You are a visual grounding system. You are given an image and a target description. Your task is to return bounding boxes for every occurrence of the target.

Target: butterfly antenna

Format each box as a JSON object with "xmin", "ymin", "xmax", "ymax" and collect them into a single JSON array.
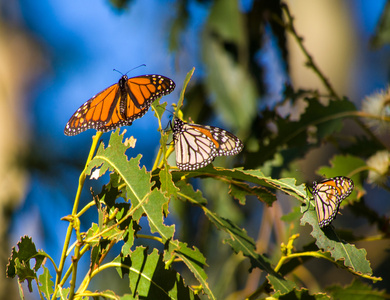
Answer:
[
  {"xmin": 165, "ymin": 108, "xmax": 175, "ymax": 115},
  {"xmin": 124, "ymin": 64, "xmax": 146, "ymax": 75},
  {"xmin": 113, "ymin": 69, "xmax": 124, "ymax": 76},
  {"xmin": 155, "ymin": 104, "xmax": 173, "ymax": 114},
  {"xmin": 163, "ymin": 120, "xmax": 173, "ymax": 132}
]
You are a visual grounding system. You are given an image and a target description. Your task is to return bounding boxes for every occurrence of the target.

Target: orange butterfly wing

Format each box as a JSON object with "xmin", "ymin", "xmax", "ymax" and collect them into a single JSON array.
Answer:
[{"xmin": 64, "ymin": 74, "xmax": 175, "ymax": 136}]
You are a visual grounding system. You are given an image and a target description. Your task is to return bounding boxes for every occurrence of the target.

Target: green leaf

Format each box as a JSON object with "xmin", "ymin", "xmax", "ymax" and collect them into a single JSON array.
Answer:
[
  {"xmin": 326, "ymin": 279, "xmax": 385, "ymax": 300},
  {"xmin": 176, "ymin": 67, "xmax": 195, "ymax": 112},
  {"xmin": 174, "ymin": 181, "xmax": 208, "ymax": 205},
  {"xmin": 267, "ymin": 274, "xmax": 298, "ymax": 295},
  {"xmin": 166, "ymin": 240, "xmax": 215, "ymax": 300},
  {"xmin": 56, "ymin": 287, "xmax": 70, "ymax": 300},
  {"xmin": 122, "ymin": 220, "xmax": 138, "ymax": 257},
  {"xmin": 152, "ymin": 99, "xmax": 168, "ymax": 122},
  {"xmin": 172, "ymin": 167, "xmax": 306, "ymax": 203},
  {"xmin": 229, "ymin": 181, "xmax": 276, "ymax": 205},
  {"xmin": 6, "ymin": 236, "xmax": 46, "ymax": 292},
  {"xmin": 300, "ymin": 207, "xmax": 373, "ymax": 275},
  {"xmin": 38, "ymin": 266, "xmax": 54, "ymax": 300},
  {"xmin": 86, "ymin": 130, "xmax": 175, "ymax": 243},
  {"xmin": 272, "ymin": 287, "xmax": 330, "ymax": 299},
  {"xmin": 117, "ymin": 247, "xmax": 200, "ymax": 300},
  {"xmin": 159, "ymin": 168, "xmax": 179, "ymax": 199},
  {"xmin": 141, "ymin": 189, "xmax": 175, "ymax": 240}
]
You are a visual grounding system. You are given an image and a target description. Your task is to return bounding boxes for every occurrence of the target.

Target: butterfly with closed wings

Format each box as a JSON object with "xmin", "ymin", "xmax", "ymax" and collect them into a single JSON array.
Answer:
[
  {"xmin": 64, "ymin": 74, "xmax": 175, "ymax": 136},
  {"xmin": 312, "ymin": 176, "xmax": 354, "ymax": 228},
  {"xmin": 173, "ymin": 119, "xmax": 243, "ymax": 171}
]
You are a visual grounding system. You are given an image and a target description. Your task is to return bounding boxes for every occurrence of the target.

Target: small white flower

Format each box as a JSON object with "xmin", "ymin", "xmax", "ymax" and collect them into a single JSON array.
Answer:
[
  {"xmin": 366, "ymin": 150, "xmax": 390, "ymax": 185},
  {"xmin": 362, "ymin": 87, "xmax": 390, "ymax": 134}
]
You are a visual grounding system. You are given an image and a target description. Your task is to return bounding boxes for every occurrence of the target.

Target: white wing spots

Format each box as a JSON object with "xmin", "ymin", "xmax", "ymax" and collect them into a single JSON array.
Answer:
[{"xmin": 145, "ymin": 74, "xmax": 176, "ymax": 98}]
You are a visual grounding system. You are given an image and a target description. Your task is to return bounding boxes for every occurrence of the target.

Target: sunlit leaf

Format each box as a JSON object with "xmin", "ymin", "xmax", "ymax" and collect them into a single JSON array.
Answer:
[
  {"xmin": 86, "ymin": 130, "xmax": 175, "ymax": 242},
  {"xmin": 56, "ymin": 287, "xmax": 70, "ymax": 299},
  {"xmin": 115, "ymin": 247, "xmax": 200, "ymax": 299},
  {"xmin": 300, "ymin": 207, "xmax": 373, "ymax": 275},
  {"xmin": 38, "ymin": 266, "xmax": 54, "ymax": 300},
  {"xmin": 160, "ymin": 168, "xmax": 179, "ymax": 199},
  {"xmin": 172, "ymin": 166, "xmax": 306, "ymax": 203},
  {"xmin": 271, "ymin": 286, "xmax": 330, "ymax": 299}
]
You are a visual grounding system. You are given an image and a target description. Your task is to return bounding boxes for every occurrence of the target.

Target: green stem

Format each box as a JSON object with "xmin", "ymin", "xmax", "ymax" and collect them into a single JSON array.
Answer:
[
  {"xmin": 77, "ymin": 262, "xmax": 128, "ymax": 294},
  {"xmin": 60, "ymin": 243, "xmax": 91, "ymax": 287},
  {"xmin": 53, "ymin": 131, "xmax": 102, "ymax": 300},
  {"xmin": 75, "ymin": 200, "xmax": 96, "ymax": 218},
  {"xmin": 152, "ymin": 145, "xmax": 164, "ymax": 171},
  {"xmin": 136, "ymin": 234, "xmax": 163, "ymax": 243},
  {"xmin": 37, "ymin": 252, "xmax": 58, "ymax": 274},
  {"xmin": 68, "ymin": 243, "xmax": 81, "ymax": 300},
  {"xmin": 151, "ymin": 102, "xmax": 170, "ymax": 172}
]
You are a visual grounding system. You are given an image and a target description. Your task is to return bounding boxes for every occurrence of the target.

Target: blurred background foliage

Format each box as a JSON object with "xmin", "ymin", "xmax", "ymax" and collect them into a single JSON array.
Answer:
[{"xmin": 1, "ymin": 0, "xmax": 390, "ymax": 299}]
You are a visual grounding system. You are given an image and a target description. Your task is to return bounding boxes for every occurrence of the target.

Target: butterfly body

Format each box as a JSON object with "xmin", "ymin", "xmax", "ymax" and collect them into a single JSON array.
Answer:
[
  {"xmin": 173, "ymin": 119, "xmax": 243, "ymax": 171},
  {"xmin": 312, "ymin": 176, "xmax": 354, "ymax": 228},
  {"xmin": 65, "ymin": 74, "xmax": 175, "ymax": 136}
]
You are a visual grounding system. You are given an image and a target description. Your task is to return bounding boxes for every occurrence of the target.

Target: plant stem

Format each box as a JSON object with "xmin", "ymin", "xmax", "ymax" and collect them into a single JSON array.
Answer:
[
  {"xmin": 280, "ymin": 4, "xmax": 340, "ymax": 100},
  {"xmin": 53, "ymin": 132, "xmax": 102, "ymax": 300}
]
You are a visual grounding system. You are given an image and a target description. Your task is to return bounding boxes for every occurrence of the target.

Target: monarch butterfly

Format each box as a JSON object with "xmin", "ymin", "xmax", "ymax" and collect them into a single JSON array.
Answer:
[
  {"xmin": 312, "ymin": 176, "xmax": 354, "ymax": 228},
  {"xmin": 64, "ymin": 74, "xmax": 175, "ymax": 136},
  {"xmin": 172, "ymin": 119, "xmax": 243, "ymax": 171}
]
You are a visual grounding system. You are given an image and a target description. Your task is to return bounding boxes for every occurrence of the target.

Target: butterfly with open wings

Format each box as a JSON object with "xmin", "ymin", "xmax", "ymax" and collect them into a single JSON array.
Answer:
[{"xmin": 64, "ymin": 74, "xmax": 175, "ymax": 136}]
